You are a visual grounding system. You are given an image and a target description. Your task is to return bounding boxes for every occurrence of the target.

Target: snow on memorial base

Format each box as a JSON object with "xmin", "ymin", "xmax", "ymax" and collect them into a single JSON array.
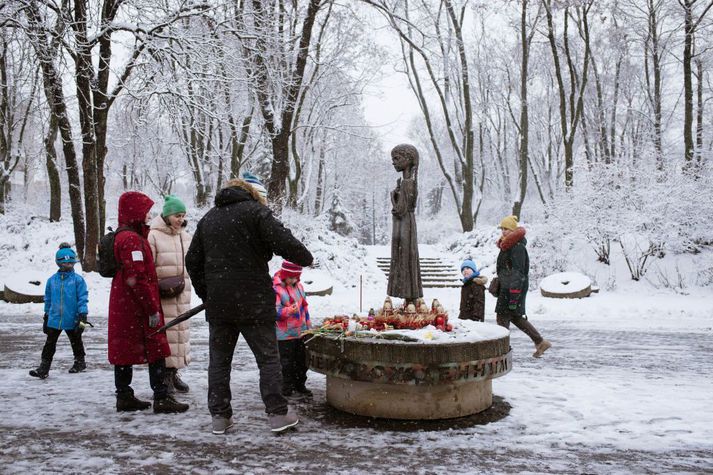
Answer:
[{"xmin": 306, "ymin": 320, "xmax": 511, "ymax": 420}]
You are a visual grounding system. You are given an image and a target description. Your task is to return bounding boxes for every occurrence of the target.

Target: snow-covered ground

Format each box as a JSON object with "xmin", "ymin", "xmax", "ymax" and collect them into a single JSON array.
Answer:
[
  {"xmin": 1, "ymin": 241, "xmax": 713, "ymax": 473},
  {"xmin": 1, "ymin": 209, "xmax": 712, "ymax": 473}
]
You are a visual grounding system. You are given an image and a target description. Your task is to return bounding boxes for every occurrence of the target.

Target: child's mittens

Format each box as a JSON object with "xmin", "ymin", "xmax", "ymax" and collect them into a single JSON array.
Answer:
[{"xmin": 289, "ymin": 304, "xmax": 300, "ymax": 316}]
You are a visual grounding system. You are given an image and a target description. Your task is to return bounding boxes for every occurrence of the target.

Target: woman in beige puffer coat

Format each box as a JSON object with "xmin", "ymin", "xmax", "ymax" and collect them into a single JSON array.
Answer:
[{"xmin": 148, "ymin": 195, "xmax": 193, "ymax": 393}]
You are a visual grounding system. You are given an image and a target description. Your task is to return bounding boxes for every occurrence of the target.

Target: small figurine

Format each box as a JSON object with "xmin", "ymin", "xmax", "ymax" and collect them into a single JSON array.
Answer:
[
  {"xmin": 368, "ymin": 308, "xmax": 376, "ymax": 319},
  {"xmin": 431, "ymin": 299, "xmax": 442, "ymax": 312},
  {"xmin": 382, "ymin": 297, "xmax": 394, "ymax": 315},
  {"xmin": 405, "ymin": 303, "xmax": 417, "ymax": 314}
]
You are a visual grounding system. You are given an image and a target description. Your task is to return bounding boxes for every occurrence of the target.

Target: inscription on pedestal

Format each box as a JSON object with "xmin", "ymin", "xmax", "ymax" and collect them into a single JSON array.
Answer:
[{"xmin": 309, "ymin": 352, "xmax": 511, "ymax": 385}]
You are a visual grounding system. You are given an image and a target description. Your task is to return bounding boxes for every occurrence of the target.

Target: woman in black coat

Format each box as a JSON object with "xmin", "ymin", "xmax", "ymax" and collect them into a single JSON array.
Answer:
[{"xmin": 494, "ymin": 215, "xmax": 551, "ymax": 358}]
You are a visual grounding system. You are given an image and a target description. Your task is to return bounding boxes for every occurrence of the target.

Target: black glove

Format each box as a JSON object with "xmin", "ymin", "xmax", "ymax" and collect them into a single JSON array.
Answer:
[
  {"xmin": 43, "ymin": 313, "xmax": 49, "ymax": 335},
  {"xmin": 76, "ymin": 313, "xmax": 88, "ymax": 334}
]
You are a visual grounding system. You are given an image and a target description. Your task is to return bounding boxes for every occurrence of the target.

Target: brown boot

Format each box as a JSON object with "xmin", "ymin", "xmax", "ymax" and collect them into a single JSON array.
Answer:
[
  {"xmin": 116, "ymin": 393, "xmax": 152, "ymax": 412},
  {"xmin": 153, "ymin": 395, "xmax": 189, "ymax": 414},
  {"xmin": 533, "ymin": 340, "xmax": 552, "ymax": 358}
]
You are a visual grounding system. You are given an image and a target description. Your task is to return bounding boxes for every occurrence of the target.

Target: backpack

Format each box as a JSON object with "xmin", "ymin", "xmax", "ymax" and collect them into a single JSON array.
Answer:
[{"xmin": 97, "ymin": 227, "xmax": 134, "ymax": 277}]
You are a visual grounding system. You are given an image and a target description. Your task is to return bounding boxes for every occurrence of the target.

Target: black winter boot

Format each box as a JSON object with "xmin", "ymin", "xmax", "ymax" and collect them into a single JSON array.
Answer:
[
  {"xmin": 29, "ymin": 360, "xmax": 51, "ymax": 379},
  {"xmin": 294, "ymin": 385, "xmax": 313, "ymax": 397},
  {"xmin": 116, "ymin": 393, "xmax": 152, "ymax": 412},
  {"xmin": 153, "ymin": 395, "xmax": 189, "ymax": 414},
  {"xmin": 68, "ymin": 358, "xmax": 86, "ymax": 373},
  {"xmin": 172, "ymin": 371, "xmax": 189, "ymax": 393},
  {"xmin": 163, "ymin": 368, "xmax": 177, "ymax": 395}
]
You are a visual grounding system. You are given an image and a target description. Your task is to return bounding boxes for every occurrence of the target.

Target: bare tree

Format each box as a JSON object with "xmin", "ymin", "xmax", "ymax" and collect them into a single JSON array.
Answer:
[
  {"xmin": 367, "ymin": 0, "xmax": 479, "ymax": 232},
  {"xmin": 0, "ymin": 33, "xmax": 38, "ymax": 214},
  {"xmin": 239, "ymin": 0, "xmax": 324, "ymax": 209},
  {"xmin": 679, "ymin": 0, "xmax": 713, "ymax": 170},
  {"xmin": 543, "ymin": 0, "xmax": 592, "ymax": 189},
  {"xmin": 511, "ymin": 0, "xmax": 542, "ymax": 217}
]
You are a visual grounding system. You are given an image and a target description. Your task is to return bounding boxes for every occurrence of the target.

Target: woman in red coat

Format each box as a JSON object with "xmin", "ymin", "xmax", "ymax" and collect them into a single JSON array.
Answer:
[{"xmin": 108, "ymin": 191, "xmax": 188, "ymax": 414}]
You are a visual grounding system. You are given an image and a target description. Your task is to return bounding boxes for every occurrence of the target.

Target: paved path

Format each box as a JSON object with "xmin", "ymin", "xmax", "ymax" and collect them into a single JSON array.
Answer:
[{"xmin": 1, "ymin": 307, "xmax": 712, "ymax": 474}]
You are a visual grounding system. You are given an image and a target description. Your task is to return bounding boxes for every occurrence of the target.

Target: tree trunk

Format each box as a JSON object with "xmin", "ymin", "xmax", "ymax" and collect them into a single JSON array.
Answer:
[
  {"xmin": 45, "ymin": 117, "xmax": 61, "ymax": 222},
  {"xmin": 514, "ymin": 0, "xmax": 531, "ymax": 218},
  {"xmin": 683, "ymin": 0, "xmax": 695, "ymax": 166},
  {"xmin": 695, "ymin": 57, "xmax": 704, "ymax": 166},
  {"xmin": 314, "ymin": 144, "xmax": 325, "ymax": 216},
  {"xmin": 647, "ymin": 0, "xmax": 664, "ymax": 169},
  {"xmin": 74, "ymin": 0, "xmax": 100, "ymax": 270}
]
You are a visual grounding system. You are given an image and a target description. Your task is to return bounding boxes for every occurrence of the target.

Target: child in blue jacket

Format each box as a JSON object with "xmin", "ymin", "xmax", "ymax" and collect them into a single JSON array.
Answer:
[{"xmin": 29, "ymin": 243, "xmax": 90, "ymax": 379}]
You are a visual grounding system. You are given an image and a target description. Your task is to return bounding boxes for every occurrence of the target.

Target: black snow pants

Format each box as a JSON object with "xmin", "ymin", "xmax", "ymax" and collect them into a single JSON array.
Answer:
[{"xmin": 208, "ymin": 319, "xmax": 287, "ymax": 418}]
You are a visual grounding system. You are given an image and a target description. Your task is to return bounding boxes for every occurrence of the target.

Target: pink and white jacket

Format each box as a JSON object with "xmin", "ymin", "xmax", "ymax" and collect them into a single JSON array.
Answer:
[{"xmin": 273, "ymin": 272, "xmax": 310, "ymax": 341}]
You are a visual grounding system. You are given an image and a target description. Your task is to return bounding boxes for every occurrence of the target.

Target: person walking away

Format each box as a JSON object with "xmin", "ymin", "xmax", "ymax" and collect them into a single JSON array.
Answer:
[
  {"xmin": 458, "ymin": 259, "xmax": 488, "ymax": 322},
  {"xmin": 494, "ymin": 215, "xmax": 551, "ymax": 358},
  {"xmin": 274, "ymin": 260, "xmax": 312, "ymax": 398},
  {"xmin": 108, "ymin": 191, "xmax": 188, "ymax": 414},
  {"xmin": 148, "ymin": 195, "xmax": 193, "ymax": 394},
  {"xmin": 186, "ymin": 175, "xmax": 313, "ymax": 434},
  {"xmin": 29, "ymin": 243, "xmax": 89, "ymax": 378}
]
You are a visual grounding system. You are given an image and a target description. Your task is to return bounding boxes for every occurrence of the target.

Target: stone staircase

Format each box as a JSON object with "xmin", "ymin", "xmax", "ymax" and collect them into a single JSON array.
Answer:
[{"xmin": 376, "ymin": 257, "xmax": 462, "ymax": 288}]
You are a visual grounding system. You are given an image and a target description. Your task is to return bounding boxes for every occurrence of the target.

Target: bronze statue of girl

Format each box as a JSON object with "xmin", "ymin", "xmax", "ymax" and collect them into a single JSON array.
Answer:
[{"xmin": 387, "ymin": 144, "xmax": 423, "ymax": 302}]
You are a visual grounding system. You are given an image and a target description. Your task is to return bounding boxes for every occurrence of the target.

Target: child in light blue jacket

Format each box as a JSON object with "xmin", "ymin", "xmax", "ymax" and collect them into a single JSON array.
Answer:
[{"xmin": 29, "ymin": 243, "xmax": 89, "ymax": 379}]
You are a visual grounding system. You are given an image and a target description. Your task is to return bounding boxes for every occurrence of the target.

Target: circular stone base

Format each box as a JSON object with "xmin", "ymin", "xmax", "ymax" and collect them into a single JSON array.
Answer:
[
  {"xmin": 326, "ymin": 375, "xmax": 493, "ymax": 420},
  {"xmin": 3, "ymin": 285, "xmax": 44, "ymax": 304}
]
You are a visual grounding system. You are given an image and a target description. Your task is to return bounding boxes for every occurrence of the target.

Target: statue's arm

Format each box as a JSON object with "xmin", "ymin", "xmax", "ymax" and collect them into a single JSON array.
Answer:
[{"xmin": 391, "ymin": 178, "xmax": 407, "ymax": 216}]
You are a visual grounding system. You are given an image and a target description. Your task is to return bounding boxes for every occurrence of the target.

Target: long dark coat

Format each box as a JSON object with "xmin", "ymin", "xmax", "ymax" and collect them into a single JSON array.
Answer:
[
  {"xmin": 108, "ymin": 192, "xmax": 170, "ymax": 366},
  {"xmin": 495, "ymin": 228, "xmax": 530, "ymax": 317},
  {"xmin": 185, "ymin": 181, "xmax": 313, "ymax": 323}
]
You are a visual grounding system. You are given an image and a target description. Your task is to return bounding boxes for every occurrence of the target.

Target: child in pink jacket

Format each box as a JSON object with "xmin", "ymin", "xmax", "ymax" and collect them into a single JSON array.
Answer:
[{"xmin": 274, "ymin": 260, "xmax": 311, "ymax": 397}]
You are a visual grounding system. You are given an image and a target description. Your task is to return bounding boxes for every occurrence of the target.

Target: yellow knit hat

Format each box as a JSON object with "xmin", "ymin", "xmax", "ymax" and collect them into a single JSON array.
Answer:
[{"xmin": 499, "ymin": 215, "xmax": 519, "ymax": 231}]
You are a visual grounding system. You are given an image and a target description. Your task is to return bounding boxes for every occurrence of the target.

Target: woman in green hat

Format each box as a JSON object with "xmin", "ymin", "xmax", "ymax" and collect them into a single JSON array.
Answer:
[{"xmin": 148, "ymin": 195, "xmax": 193, "ymax": 393}]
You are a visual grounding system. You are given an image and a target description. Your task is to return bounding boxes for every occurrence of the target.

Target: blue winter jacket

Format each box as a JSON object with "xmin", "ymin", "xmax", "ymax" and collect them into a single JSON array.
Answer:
[{"xmin": 44, "ymin": 269, "xmax": 89, "ymax": 331}]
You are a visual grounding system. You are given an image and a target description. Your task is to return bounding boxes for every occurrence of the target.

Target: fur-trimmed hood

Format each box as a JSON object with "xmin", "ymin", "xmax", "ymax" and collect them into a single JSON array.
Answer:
[
  {"xmin": 497, "ymin": 226, "xmax": 527, "ymax": 251},
  {"xmin": 215, "ymin": 179, "xmax": 267, "ymax": 207},
  {"xmin": 474, "ymin": 275, "xmax": 489, "ymax": 286}
]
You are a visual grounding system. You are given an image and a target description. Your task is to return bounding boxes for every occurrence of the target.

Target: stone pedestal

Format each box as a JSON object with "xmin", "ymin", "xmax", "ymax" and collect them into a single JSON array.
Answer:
[
  {"xmin": 326, "ymin": 376, "xmax": 493, "ymax": 420},
  {"xmin": 307, "ymin": 325, "xmax": 511, "ymax": 420}
]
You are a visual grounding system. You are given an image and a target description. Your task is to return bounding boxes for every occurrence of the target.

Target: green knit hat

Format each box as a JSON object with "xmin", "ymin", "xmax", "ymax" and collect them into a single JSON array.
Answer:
[{"xmin": 162, "ymin": 195, "xmax": 187, "ymax": 217}]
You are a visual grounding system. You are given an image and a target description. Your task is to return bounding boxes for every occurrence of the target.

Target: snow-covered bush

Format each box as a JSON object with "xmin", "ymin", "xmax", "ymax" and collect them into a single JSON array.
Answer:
[
  {"xmin": 439, "ymin": 227, "xmax": 501, "ymax": 273},
  {"xmin": 280, "ymin": 208, "xmax": 373, "ymax": 287},
  {"xmin": 546, "ymin": 162, "xmax": 713, "ymax": 281},
  {"xmin": 527, "ymin": 225, "xmax": 575, "ymax": 288},
  {"xmin": 325, "ymin": 194, "xmax": 355, "ymax": 237}
]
